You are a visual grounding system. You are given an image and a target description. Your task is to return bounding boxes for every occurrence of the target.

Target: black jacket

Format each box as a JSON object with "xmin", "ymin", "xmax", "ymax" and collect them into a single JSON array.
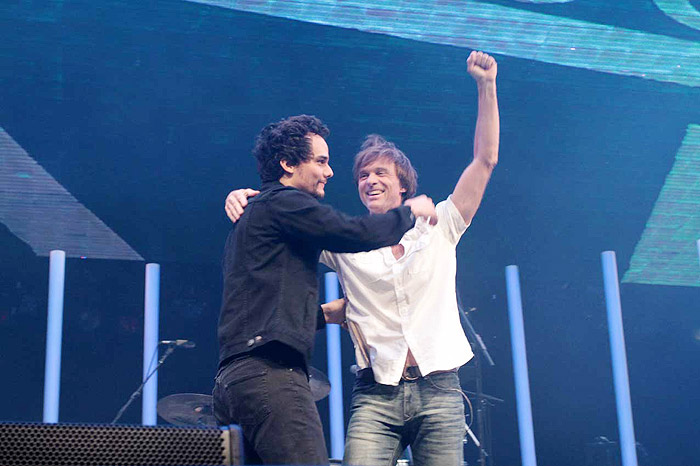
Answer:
[{"xmin": 218, "ymin": 181, "xmax": 415, "ymax": 365}]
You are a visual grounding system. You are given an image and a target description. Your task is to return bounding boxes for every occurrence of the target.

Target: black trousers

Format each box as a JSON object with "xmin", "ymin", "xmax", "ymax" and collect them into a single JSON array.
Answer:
[{"xmin": 213, "ymin": 344, "xmax": 329, "ymax": 465}]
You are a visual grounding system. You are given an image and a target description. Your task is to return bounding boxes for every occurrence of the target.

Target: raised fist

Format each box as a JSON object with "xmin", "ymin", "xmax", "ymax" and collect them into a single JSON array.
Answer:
[{"xmin": 467, "ymin": 51, "xmax": 497, "ymax": 83}]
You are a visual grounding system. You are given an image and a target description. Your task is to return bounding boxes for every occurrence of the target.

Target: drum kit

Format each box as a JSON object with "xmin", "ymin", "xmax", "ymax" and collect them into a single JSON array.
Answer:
[{"xmin": 156, "ymin": 366, "xmax": 331, "ymax": 426}]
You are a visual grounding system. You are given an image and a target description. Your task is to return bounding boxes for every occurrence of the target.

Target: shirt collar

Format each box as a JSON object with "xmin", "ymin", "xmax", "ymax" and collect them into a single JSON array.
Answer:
[{"xmin": 260, "ymin": 180, "xmax": 284, "ymax": 191}]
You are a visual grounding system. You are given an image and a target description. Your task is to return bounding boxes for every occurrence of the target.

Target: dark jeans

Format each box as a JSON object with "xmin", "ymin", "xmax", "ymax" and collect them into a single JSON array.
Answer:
[{"xmin": 213, "ymin": 346, "xmax": 329, "ymax": 465}]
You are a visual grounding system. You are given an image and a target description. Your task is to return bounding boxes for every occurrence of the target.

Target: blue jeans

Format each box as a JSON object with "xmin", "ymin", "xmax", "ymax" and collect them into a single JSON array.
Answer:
[
  {"xmin": 212, "ymin": 345, "xmax": 329, "ymax": 465},
  {"xmin": 343, "ymin": 370, "xmax": 466, "ymax": 466}
]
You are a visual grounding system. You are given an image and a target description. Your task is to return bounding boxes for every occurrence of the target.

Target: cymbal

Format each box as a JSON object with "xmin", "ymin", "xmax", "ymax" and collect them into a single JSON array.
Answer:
[
  {"xmin": 157, "ymin": 368, "xmax": 330, "ymax": 426},
  {"xmin": 309, "ymin": 366, "xmax": 331, "ymax": 402},
  {"xmin": 157, "ymin": 393, "xmax": 216, "ymax": 427}
]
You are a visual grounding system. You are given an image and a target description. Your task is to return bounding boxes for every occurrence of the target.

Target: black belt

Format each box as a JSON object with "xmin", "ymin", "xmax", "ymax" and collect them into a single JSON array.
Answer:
[
  {"xmin": 355, "ymin": 366, "xmax": 425, "ymax": 383},
  {"xmin": 357, "ymin": 366, "xmax": 457, "ymax": 383}
]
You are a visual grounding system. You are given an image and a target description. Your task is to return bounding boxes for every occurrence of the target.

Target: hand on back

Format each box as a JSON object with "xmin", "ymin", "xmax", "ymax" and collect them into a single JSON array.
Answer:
[{"xmin": 225, "ymin": 188, "xmax": 259, "ymax": 222}]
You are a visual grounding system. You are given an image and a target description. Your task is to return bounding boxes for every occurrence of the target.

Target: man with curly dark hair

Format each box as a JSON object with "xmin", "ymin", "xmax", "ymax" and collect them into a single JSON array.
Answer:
[{"xmin": 213, "ymin": 114, "xmax": 438, "ymax": 465}]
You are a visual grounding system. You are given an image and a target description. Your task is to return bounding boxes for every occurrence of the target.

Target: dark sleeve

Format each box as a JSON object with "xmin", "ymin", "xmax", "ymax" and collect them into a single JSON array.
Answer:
[
  {"xmin": 272, "ymin": 190, "xmax": 415, "ymax": 253},
  {"xmin": 316, "ymin": 305, "xmax": 326, "ymax": 330}
]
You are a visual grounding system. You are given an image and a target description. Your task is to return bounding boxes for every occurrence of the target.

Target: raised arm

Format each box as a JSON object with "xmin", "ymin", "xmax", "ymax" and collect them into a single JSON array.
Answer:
[{"xmin": 451, "ymin": 51, "xmax": 500, "ymax": 224}]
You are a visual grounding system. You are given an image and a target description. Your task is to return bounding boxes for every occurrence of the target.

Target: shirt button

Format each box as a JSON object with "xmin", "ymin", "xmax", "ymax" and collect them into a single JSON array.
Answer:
[
  {"xmin": 254, "ymin": 336, "xmax": 263, "ymax": 342},
  {"xmin": 247, "ymin": 338, "xmax": 255, "ymax": 347}
]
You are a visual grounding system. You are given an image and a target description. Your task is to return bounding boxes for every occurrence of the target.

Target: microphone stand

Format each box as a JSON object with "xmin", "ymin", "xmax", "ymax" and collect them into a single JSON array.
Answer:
[
  {"xmin": 111, "ymin": 345, "xmax": 176, "ymax": 424},
  {"xmin": 457, "ymin": 295, "xmax": 495, "ymax": 466},
  {"xmin": 459, "ymin": 305, "xmax": 495, "ymax": 367}
]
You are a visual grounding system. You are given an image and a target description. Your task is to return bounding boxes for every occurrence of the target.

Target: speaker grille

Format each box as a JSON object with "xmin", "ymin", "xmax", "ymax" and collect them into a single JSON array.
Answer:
[{"xmin": 0, "ymin": 422, "xmax": 242, "ymax": 466}]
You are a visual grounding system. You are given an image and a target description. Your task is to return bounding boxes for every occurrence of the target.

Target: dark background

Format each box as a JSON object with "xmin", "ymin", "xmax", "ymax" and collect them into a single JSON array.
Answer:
[{"xmin": 1, "ymin": 1, "xmax": 699, "ymax": 465}]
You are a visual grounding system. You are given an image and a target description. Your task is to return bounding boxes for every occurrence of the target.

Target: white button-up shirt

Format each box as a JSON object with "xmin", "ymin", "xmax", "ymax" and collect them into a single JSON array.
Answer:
[{"xmin": 320, "ymin": 196, "xmax": 473, "ymax": 386}]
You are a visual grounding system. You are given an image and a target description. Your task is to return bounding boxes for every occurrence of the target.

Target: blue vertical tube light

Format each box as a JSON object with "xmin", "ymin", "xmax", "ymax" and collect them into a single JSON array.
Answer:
[
  {"xmin": 696, "ymin": 239, "xmax": 699, "ymax": 266},
  {"xmin": 142, "ymin": 263, "xmax": 160, "ymax": 426},
  {"xmin": 505, "ymin": 265, "xmax": 538, "ymax": 466},
  {"xmin": 43, "ymin": 250, "xmax": 66, "ymax": 423},
  {"xmin": 324, "ymin": 272, "xmax": 344, "ymax": 460},
  {"xmin": 601, "ymin": 251, "xmax": 639, "ymax": 466}
]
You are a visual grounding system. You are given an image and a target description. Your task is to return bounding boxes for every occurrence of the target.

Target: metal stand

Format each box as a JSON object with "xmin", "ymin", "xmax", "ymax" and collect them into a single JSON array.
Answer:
[
  {"xmin": 111, "ymin": 345, "xmax": 176, "ymax": 424},
  {"xmin": 472, "ymin": 351, "xmax": 495, "ymax": 466},
  {"xmin": 457, "ymin": 301, "xmax": 497, "ymax": 466}
]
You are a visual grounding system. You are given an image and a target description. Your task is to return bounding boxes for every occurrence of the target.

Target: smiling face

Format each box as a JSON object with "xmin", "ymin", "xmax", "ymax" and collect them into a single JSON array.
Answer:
[
  {"xmin": 357, "ymin": 157, "xmax": 406, "ymax": 214},
  {"xmin": 280, "ymin": 133, "xmax": 333, "ymax": 198}
]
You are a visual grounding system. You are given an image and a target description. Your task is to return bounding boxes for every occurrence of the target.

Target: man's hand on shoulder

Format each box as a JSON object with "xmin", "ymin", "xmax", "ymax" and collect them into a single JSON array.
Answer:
[
  {"xmin": 404, "ymin": 194, "xmax": 438, "ymax": 226},
  {"xmin": 225, "ymin": 188, "xmax": 260, "ymax": 223}
]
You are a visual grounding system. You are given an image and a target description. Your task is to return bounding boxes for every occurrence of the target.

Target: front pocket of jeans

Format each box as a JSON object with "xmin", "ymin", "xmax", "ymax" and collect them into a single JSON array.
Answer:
[{"xmin": 352, "ymin": 379, "xmax": 381, "ymax": 396}]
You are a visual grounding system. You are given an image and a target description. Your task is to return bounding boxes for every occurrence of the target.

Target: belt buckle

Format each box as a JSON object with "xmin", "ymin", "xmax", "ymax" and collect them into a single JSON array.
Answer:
[{"xmin": 402, "ymin": 366, "xmax": 421, "ymax": 381}]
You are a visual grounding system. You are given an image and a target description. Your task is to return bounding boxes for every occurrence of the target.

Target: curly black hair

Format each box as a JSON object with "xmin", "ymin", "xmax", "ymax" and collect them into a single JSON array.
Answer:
[{"xmin": 253, "ymin": 115, "xmax": 330, "ymax": 182}]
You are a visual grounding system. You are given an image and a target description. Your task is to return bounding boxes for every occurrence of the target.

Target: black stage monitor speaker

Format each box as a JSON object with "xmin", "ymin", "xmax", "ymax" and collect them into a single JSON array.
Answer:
[{"xmin": 0, "ymin": 422, "xmax": 243, "ymax": 466}]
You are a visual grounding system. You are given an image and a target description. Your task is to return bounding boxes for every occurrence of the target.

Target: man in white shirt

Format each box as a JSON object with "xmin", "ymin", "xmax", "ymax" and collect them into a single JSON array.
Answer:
[{"xmin": 225, "ymin": 50, "xmax": 499, "ymax": 466}]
